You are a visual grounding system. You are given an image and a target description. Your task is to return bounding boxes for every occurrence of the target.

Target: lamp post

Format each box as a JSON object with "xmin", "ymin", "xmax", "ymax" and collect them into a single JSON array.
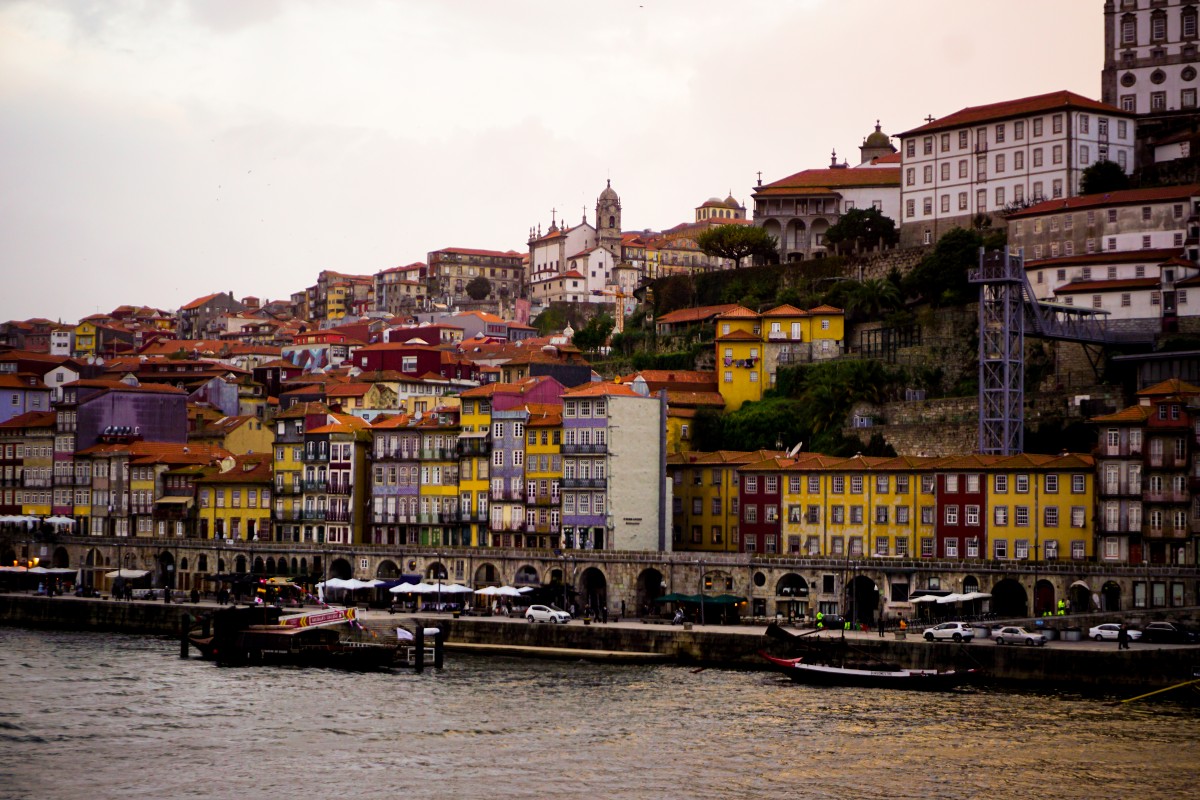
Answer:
[{"xmin": 697, "ymin": 559, "xmax": 706, "ymax": 626}]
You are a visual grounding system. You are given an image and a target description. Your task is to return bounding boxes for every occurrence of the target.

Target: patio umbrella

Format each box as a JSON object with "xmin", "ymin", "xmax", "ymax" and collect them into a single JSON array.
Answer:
[
  {"xmin": 390, "ymin": 582, "xmax": 437, "ymax": 594},
  {"xmin": 474, "ymin": 586, "xmax": 499, "ymax": 596},
  {"xmin": 104, "ymin": 569, "xmax": 149, "ymax": 579},
  {"xmin": 909, "ymin": 595, "xmax": 941, "ymax": 604},
  {"xmin": 494, "ymin": 586, "xmax": 523, "ymax": 597},
  {"xmin": 937, "ymin": 593, "xmax": 966, "ymax": 604},
  {"xmin": 441, "ymin": 583, "xmax": 474, "ymax": 594},
  {"xmin": 45, "ymin": 516, "xmax": 75, "ymax": 526},
  {"xmin": 960, "ymin": 591, "xmax": 992, "ymax": 601}
]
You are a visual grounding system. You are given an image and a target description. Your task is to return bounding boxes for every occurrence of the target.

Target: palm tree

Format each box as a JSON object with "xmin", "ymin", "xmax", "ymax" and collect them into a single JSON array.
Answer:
[{"xmin": 846, "ymin": 278, "xmax": 901, "ymax": 320}]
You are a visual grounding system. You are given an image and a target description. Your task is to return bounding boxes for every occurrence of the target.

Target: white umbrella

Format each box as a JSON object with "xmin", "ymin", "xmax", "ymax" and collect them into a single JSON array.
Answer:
[
  {"xmin": 390, "ymin": 582, "xmax": 436, "ymax": 594},
  {"xmin": 45, "ymin": 516, "xmax": 75, "ymax": 526},
  {"xmin": 441, "ymin": 583, "xmax": 474, "ymax": 594},
  {"xmin": 960, "ymin": 591, "xmax": 992, "ymax": 601},
  {"xmin": 474, "ymin": 586, "xmax": 499, "ymax": 596},
  {"xmin": 517, "ymin": 586, "xmax": 534, "ymax": 594},
  {"xmin": 495, "ymin": 586, "xmax": 523, "ymax": 597},
  {"xmin": 104, "ymin": 569, "xmax": 149, "ymax": 579},
  {"xmin": 909, "ymin": 595, "xmax": 941, "ymax": 604},
  {"xmin": 937, "ymin": 593, "xmax": 967, "ymax": 604}
]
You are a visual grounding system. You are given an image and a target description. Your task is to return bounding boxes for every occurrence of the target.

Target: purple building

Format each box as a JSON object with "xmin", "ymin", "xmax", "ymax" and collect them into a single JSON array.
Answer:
[{"xmin": 73, "ymin": 379, "xmax": 188, "ymax": 451}]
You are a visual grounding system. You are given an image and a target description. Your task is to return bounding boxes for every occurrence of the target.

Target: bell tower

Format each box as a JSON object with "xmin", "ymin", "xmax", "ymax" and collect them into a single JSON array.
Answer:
[{"xmin": 595, "ymin": 179, "xmax": 622, "ymax": 257}]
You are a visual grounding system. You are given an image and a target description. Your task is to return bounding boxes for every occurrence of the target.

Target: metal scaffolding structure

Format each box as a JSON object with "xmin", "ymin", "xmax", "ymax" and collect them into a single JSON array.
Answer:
[{"xmin": 969, "ymin": 247, "xmax": 1122, "ymax": 456}]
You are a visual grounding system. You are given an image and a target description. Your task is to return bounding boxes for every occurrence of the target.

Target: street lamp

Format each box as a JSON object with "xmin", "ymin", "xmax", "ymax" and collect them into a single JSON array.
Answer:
[{"xmin": 697, "ymin": 559, "xmax": 706, "ymax": 626}]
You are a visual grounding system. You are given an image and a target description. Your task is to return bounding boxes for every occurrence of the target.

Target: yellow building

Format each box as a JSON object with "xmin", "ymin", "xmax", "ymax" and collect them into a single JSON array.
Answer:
[
  {"xmin": 979, "ymin": 453, "xmax": 1096, "ymax": 565},
  {"xmin": 271, "ymin": 402, "xmax": 328, "ymax": 543},
  {"xmin": 1, "ymin": 411, "xmax": 56, "ymax": 519},
  {"xmin": 302, "ymin": 414, "xmax": 371, "ymax": 545},
  {"xmin": 73, "ymin": 321, "xmax": 98, "ymax": 359},
  {"xmin": 457, "ymin": 387, "xmax": 495, "ymax": 547},
  {"xmin": 190, "ymin": 415, "xmax": 274, "ymax": 456},
  {"xmin": 668, "ymin": 450, "xmax": 784, "ymax": 552},
  {"xmin": 195, "ymin": 454, "xmax": 274, "ymax": 542},
  {"xmin": 715, "ymin": 304, "xmax": 846, "ymax": 410},
  {"xmin": 524, "ymin": 406, "xmax": 563, "ymax": 549}
]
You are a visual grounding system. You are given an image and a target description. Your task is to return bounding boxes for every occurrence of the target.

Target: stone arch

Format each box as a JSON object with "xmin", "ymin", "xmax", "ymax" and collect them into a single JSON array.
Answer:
[
  {"xmin": 579, "ymin": 566, "xmax": 608, "ymax": 615},
  {"xmin": 298, "ymin": 557, "xmax": 308, "ymax": 578},
  {"xmin": 328, "ymin": 557, "xmax": 352, "ymax": 581},
  {"xmin": 376, "ymin": 559, "xmax": 402, "ymax": 580},
  {"xmin": 844, "ymin": 575, "xmax": 880, "ymax": 626},
  {"xmin": 1068, "ymin": 580, "xmax": 1095, "ymax": 613},
  {"xmin": 634, "ymin": 567, "xmax": 665, "ymax": 616},
  {"xmin": 276, "ymin": 558, "xmax": 290, "ymax": 576},
  {"xmin": 474, "ymin": 562, "xmax": 500, "ymax": 586},
  {"xmin": 775, "ymin": 572, "xmax": 809, "ymax": 621},
  {"xmin": 265, "ymin": 557, "xmax": 277, "ymax": 574},
  {"xmin": 51, "ymin": 546, "xmax": 71, "ymax": 568},
  {"xmin": 784, "ymin": 218, "xmax": 807, "ymax": 254},
  {"xmin": 158, "ymin": 551, "xmax": 176, "ymax": 588},
  {"xmin": 810, "ymin": 218, "xmax": 830, "ymax": 251},
  {"xmin": 253, "ymin": 556, "xmax": 265, "ymax": 574},
  {"xmin": 234, "ymin": 554, "xmax": 247, "ymax": 574},
  {"xmin": 198, "ymin": 554, "xmax": 209, "ymax": 573},
  {"xmin": 991, "ymin": 578, "xmax": 1028, "ymax": 618},
  {"xmin": 514, "ymin": 564, "xmax": 539, "ymax": 586},
  {"xmin": 426, "ymin": 561, "xmax": 448, "ymax": 581},
  {"xmin": 762, "ymin": 219, "xmax": 783, "ymax": 253},
  {"xmin": 1034, "ymin": 579, "xmax": 1056, "ymax": 617},
  {"xmin": 1101, "ymin": 580, "xmax": 1123, "ymax": 612}
]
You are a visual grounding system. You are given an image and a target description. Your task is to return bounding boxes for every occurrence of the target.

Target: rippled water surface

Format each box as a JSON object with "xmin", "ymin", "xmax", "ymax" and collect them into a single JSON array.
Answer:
[{"xmin": 1, "ymin": 627, "xmax": 1198, "ymax": 800}]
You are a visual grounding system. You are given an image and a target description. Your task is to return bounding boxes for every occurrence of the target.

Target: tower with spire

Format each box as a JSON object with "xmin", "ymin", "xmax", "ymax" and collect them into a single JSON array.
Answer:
[{"xmin": 596, "ymin": 179, "xmax": 623, "ymax": 258}]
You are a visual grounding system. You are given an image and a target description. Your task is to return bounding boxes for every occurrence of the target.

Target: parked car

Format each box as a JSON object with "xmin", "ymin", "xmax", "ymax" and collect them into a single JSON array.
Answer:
[
  {"xmin": 1088, "ymin": 623, "xmax": 1142, "ymax": 642},
  {"xmin": 923, "ymin": 621, "xmax": 974, "ymax": 642},
  {"xmin": 993, "ymin": 626, "xmax": 1047, "ymax": 646},
  {"xmin": 1141, "ymin": 622, "xmax": 1199, "ymax": 644},
  {"xmin": 526, "ymin": 604, "xmax": 571, "ymax": 624}
]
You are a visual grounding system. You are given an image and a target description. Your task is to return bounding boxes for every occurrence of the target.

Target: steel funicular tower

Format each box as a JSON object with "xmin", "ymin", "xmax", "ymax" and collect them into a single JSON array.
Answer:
[{"xmin": 969, "ymin": 247, "xmax": 1149, "ymax": 455}]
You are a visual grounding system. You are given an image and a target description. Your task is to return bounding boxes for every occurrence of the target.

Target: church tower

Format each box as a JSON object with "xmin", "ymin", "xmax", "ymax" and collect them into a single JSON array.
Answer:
[{"xmin": 595, "ymin": 179, "xmax": 622, "ymax": 258}]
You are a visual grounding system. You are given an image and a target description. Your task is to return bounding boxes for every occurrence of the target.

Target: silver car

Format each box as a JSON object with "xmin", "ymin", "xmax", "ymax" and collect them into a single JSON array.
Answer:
[
  {"xmin": 525, "ymin": 604, "xmax": 571, "ymax": 624},
  {"xmin": 1088, "ymin": 623, "xmax": 1141, "ymax": 642},
  {"xmin": 923, "ymin": 621, "xmax": 975, "ymax": 642},
  {"xmin": 993, "ymin": 626, "xmax": 1047, "ymax": 646}
]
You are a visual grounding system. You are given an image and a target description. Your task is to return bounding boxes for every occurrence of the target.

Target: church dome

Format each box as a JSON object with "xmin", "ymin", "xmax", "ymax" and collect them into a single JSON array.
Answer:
[
  {"xmin": 598, "ymin": 179, "xmax": 619, "ymax": 201},
  {"xmin": 864, "ymin": 122, "xmax": 891, "ymax": 148},
  {"xmin": 724, "ymin": 194, "xmax": 740, "ymax": 207}
]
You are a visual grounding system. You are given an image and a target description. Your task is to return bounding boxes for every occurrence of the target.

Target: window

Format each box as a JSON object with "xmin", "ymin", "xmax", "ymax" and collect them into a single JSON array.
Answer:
[
  {"xmin": 1152, "ymin": 91, "xmax": 1166, "ymax": 111},
  {"xmin": 1044, "ymin": 506, "xmax": 1059, "ymax": 527},
  {"xmin": 1033, "ymin": 148, "xmax": 1043, "ymax": 167},
  {"xmin": 941, "ymin": 195, "xmax": 950, "ymax": 213},
  {"xmin": 958, "ymin": 159, "xmax": 968, "ymax": 178},
  {"xmin": 1052, "ymin": 114, "xmax": 1062, "ymax": 134},
  {"xmin": 923, "ymin": 165, "xmax": 933, "ymax": 183},
  {"xmin": 995, "ymin": 153, "xmax": 1005, "ymax": 173},
  {"xmin": 905, "ymin": 199, "xmax": 915, "ymax": 219},
  {"xmin": 945, "ymin": 505, "xmax": 959, "ymax": 525},
  {"xmin": 940, "ymin": 133, "xmax": 950, "ymax": 152},
  {"xmin": 994, "ymin": 505, "xmax": 1008, "ymax": 526},
  {"xmin": 923, "ymin": 136, "xmax": 933, "ymax": 155},
  {"xmin": 941, "ymin": 162, "xmax": 950, "ymax": 181},
  {"xmin": 1015, "ymin": 506, "xmax": 1029, "ymax": 526},
  {"xmin": 905, "ymin": 168, "xmax": 915, "ymax": 186},
  {"xmin": 959, "ymin": 130, "xmax": 968, "ymax": 149},
  {"xmin": 1046, "ymin": 474, "xmax": 1058, "ymax": 494},
  {"xmin": 958, "ymin": 192, "xmax": 968, "ymax": 210},
  {"xmin": 945, "ymin": 538, "xmax": 958, "ymax": 558}
]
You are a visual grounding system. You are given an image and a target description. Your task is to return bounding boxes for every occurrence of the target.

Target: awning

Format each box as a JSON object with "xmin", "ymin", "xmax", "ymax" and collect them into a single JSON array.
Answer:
[{"xmin": 104, "ymin": 569, "xmax": 150, "ymax": 579}]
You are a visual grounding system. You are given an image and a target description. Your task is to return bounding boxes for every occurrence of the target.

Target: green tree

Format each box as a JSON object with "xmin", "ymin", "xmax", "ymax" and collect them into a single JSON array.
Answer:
[
  {"xmin": 465, "ymin": 276, "xmax": 492, "ymax": 300},
  {"xmin": 824, "ymin": 207, "xmax": 899, "ymax": 255},
  {"xmin": 902, "ymin": 227, "xmax": 981, "ymax": 307},
  {"xmin": 1080, "ymin": 159, "xmax": 1131, "ymax": 195},
  {"xmin": 845, "ymin": 278, "xmax": 901, "ymax": 321},
  {"xmin": 696, "ymin": 224, "xmax": 778, "ymax": 269},
  {"xmin": 532, "ymin": 306, "xmax": 567, "ymax": 335},
  {"xmin": 571, "ymin": 313, "xmax": 615, "ymax": 352}
]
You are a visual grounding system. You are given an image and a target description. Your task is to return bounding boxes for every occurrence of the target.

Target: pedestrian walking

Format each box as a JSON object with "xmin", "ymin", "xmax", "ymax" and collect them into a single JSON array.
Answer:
[{"xmin": 1117, "ymin": 624, "xmax": 1130, "ymax": 650}]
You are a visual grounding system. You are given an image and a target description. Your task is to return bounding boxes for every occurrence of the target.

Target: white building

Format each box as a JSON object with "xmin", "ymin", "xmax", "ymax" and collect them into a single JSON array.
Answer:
[
  {"xmin": 753, "ymin": 124, "xmax": 902, "ymax": 262},
  {"xmin": 897, "ymin": 90, "xmax": 1137, "ymax": 246},
  {"xmin": 1102, "ymin": 0, "xmax": 1200, "ymax": 115}
]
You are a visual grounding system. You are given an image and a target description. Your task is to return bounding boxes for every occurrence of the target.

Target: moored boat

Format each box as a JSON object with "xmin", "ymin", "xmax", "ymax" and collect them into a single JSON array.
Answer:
[
  {"xmin": 188, "ymin": 604, "xmax": 398, "ymax": 670},
  {"xmin": 759, "ymin": 651, "xmax": 977, "ymax": 690}
]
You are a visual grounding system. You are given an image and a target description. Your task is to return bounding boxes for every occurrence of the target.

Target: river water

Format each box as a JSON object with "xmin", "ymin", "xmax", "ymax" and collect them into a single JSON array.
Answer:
[{"xmin": 1, "ymin": 627, "xmax": 1197, "ymax": 800}]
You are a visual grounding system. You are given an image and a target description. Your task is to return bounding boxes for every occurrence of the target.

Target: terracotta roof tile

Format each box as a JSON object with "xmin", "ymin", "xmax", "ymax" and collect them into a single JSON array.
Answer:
[
  {"xmin": 898, "ymin": 90, "xmax": 1129, "ymax": 138},
  {"xmin": 1025, "ymin": 248, "xmax": 1180, "ymax": 269},
  {"xmin": 1006, "ymin": 184, "xmax": 1200, "ymax": 219}
]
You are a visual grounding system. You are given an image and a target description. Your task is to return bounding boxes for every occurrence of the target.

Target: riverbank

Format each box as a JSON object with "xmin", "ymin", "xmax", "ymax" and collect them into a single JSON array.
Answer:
[{"xmin": 3, "ymin": 593, "xmax": 1199, "ymax": 691}]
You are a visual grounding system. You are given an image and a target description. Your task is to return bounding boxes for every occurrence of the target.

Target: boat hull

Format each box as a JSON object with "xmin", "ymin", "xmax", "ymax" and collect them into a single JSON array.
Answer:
[{"xmin": 760, "ymin": 652, "xmax": 975, "ymax": 691}]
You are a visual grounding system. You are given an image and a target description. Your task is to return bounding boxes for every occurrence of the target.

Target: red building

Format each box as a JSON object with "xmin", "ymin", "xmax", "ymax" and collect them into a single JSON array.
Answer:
[
  {"xmin": 351, "ymin": 343, "xmax": 480, "ymax": 382},
  {"xmin": 934, "ymin": 456, "xmax": 988, "ymax": 560},
  {"xmin": 737, "ymin": 456, "xmax": 789, "ymax": 554}
]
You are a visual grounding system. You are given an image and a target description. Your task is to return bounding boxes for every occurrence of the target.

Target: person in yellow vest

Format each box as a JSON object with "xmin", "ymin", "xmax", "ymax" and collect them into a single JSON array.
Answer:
[
  {"xmin": 815, "ymin": 610, "xmax": 824, "ymax": 630},
  {"xmin": 1056, "ymin": 599, "xmax": 1066, "ymax": 616}
]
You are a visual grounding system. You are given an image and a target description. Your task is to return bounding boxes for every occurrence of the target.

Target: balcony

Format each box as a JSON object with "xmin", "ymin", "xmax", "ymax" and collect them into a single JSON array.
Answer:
[
  {"xmin": 1143, "ymin": 489, "xmax": 1188, "ymax": 503},
  {"xmin": 327, "ymin": 482, "xmax": 351, "ymax": 496},
  {"xmin": 532, "ymin": 494, "xmax": 558, "ymax": 506},
  {"xmin": 273, "ymin": 509, "xmax": 302, "ymax": 522},
  {"xmin": 302, "ymin": 479, "xmax": 327, "ymax": 492},
  {"xmin": 420, "ymin": 447, "xmax": 457, "ymax": 461},
  {"xmin": 300, "ymin": 509, "xmax": 327, "ymax": 521},
  {"xmin": 301, "ymin": 451, "xmax": 329, "ymax": 463},
  {"xmin": 275, "ymin": 483, "xmax": 301, "ymax": 496},
  {"xmin": 462, "ymin": 509, "xmax": 489, "ymax": 523},
  {"xmin": 490, "ymin": 489, "xmax": 525, "ymax": 502},
  {"xmin": 562, "ymin": 442, "xmax": 607, "ymax": 454},
  {"xmin": 326, "ymin": 510, "xmax": 351, "ymax": 523},
  {"xmin": 562, "ymin": 477, "xmax": 606, "ymax": 489},
  {"xmin": 491, "ymin": 520, "xmax": 527, "ymax": 532},
  {"xmin": 457, "ymin": 439, "xmax": 492, "ymax": 456},
  {"xmin": 53, "ymin": 473, "xmax": 74, "ymax": 486},
  {"xmin": 21, "ymin": 475, "xmax": 51, "ymax": 488}
]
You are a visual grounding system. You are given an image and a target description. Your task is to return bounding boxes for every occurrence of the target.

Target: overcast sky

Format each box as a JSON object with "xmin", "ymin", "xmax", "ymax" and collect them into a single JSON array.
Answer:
[{"xmin": 0, "ymin": 0, "xmax": 1102, "ymax": 325}]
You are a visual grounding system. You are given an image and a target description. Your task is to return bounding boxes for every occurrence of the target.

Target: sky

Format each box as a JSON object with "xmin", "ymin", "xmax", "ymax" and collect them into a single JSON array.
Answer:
[{"xmin": 0, "ymin": 0, "xmax": 1104, "ymax": 325}]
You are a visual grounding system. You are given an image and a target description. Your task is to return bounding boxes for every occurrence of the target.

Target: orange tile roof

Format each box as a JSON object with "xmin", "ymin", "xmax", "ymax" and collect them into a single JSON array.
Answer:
[
  {"xmin": 755, "ymin": 167, "xmax": 900, "ymax": 194},
  {"xmin": 0, "ymin": 410, "xmax": 56, "ymax": 430},
  {"xmin": 1053, "ymin": 278, "xmax": 1160, "ymax": 294},
  {"xmin": 759, "ymin": 304, "xmax": 808, "ymax": 317},
  {"xmin": 1137, "ymin": 378, "xmax": 1200, "ymax": 396},
  {"xmin": 562, "ymin": 382, "xmax": 642, "ymax": 398},
  {"xmin": 1089, "ymin": 405, "xmax": 1153, "ymax": 424},
  {"xmin": 654, "ymin": 304, "xmax": 739, "ymax": 325},
  {"xmin": 1006, "ymin": 184, "xmax": 1200, "ymax": 219},
  {"xmin": 806, "ymin": 304, "xmax": 844, "ymax": 315},
  {"xmin": 898, "ymin": 90, "xmax": 1128, "ymax": 137},
  {"xmin": 1025, "ymin": 248, "xmax": 1181, "ymax": 269},
  {"xmin": 664, "ymin": 390, "xmax": 725, "ymax": 407},
  {"xmin": 180, "ymin": 293, "xmax": 222, "ymax": 311},
  {"xmin": 716, "ymin": 330, "xmax": 761, "ymax": 341},
  {"xmin": 716, "ymin": 306, "xmax": 759, "ymax": 319}
]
